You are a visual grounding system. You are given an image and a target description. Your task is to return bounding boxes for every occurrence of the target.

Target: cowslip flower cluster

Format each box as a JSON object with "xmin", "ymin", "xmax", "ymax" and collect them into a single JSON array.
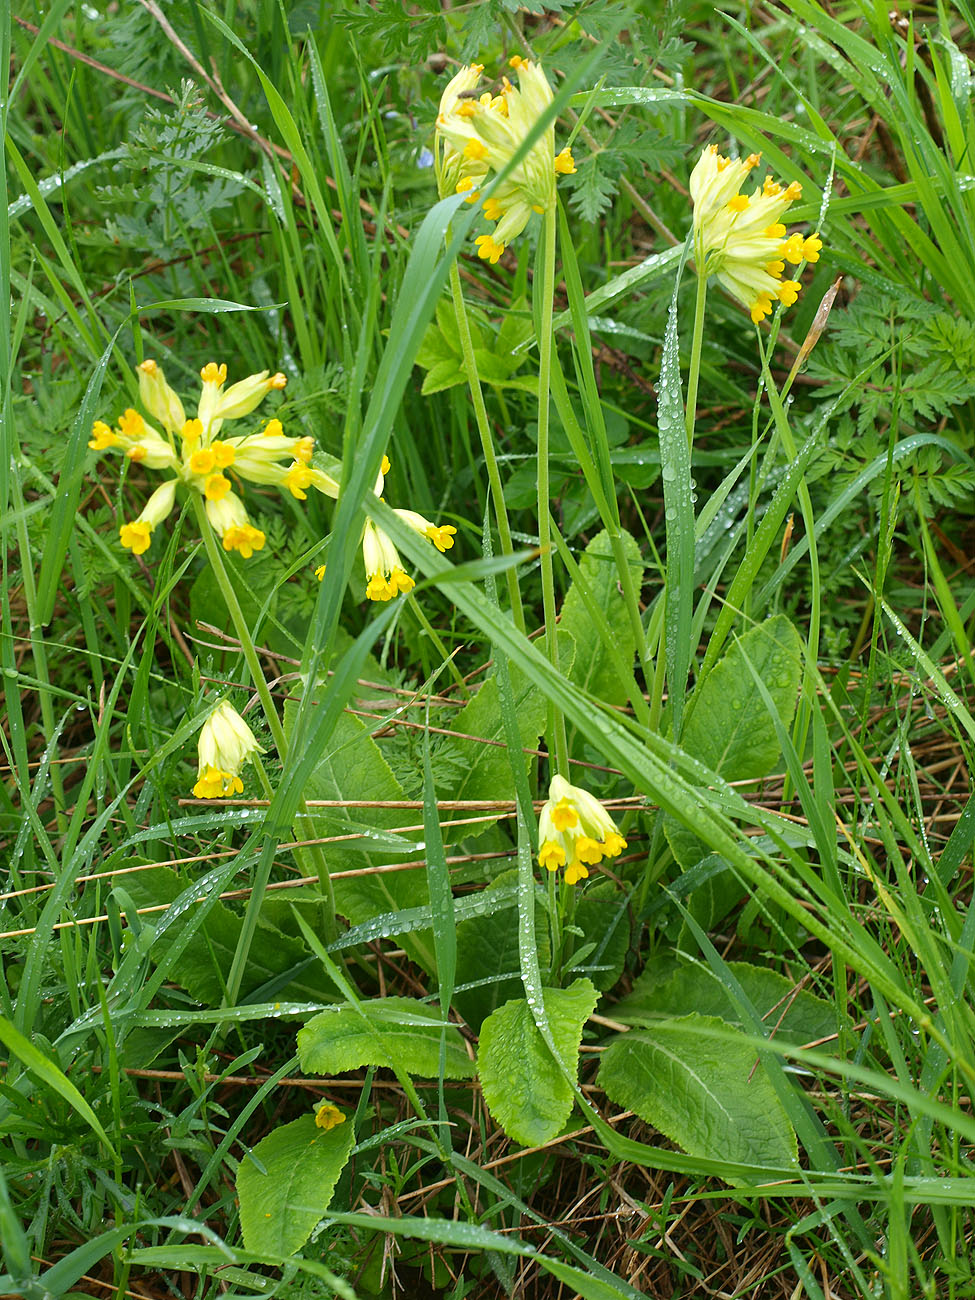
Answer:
[
  {"xmin": 193, "ymin": 700, "xmax": 263, "ymax": 799},
  {"xmin": 689, "ymin": 145, "xmax": 823, "ymax": 324},
  {"xmin": 435, "ymin": 57, "xmax": 575, "ymax": 263},
  {"xmin": 91, "ymin": 359, "xmax": 339, "ymax": 558},
  {"xmin": 316, "ymin": 455, "xmax": 458, "ymax": 602},
  {"xmin": 537, "ymin": 775, "xmax": 628, "ymax": 886}
]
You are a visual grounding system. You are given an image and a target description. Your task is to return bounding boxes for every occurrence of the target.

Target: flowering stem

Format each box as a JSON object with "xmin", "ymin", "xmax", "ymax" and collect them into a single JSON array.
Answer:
[
  {"xmin": 10, "ymin": 475, "xmax": 67, "ymax": 824},
  {"xmin": 448, "ymin": 261, "xmax": 525, "ymax": 635},
  {"xmin": 192, "ymin": 497, "xmax": 287, "ymax": 755},
  {"xmin": 407, "ymin": 593, "xmax": 467, "ymax": 695},
  {"xmin": 536, "ymin": 205, "xmax": 570, "ymax": 778},
  {"xmin": 685, "ymin": 263, "xmax": 709, "ymax": 449},
  {"xmin": 191, "ymin": 495, "xmax": 337, "ymax": 945}
]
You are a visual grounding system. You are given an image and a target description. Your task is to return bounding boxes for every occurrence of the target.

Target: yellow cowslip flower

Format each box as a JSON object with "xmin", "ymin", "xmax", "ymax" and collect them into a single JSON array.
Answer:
[
  {"xmin": 537, "ymin": 774, "xmax": 627, "ymax": 886},
  {"xmin": 329, "ymin": 454, "xmax": 459, "ymax": 599},
  {"xmin": 313, "ymin": 1102, "xmax": 345, "ymax": 1132},
  {"xmin": 689, "ymin": 145, "xmax": 824, "ymax": 324},
  {"xmin": 91, "ymin": 355, "xmax": 326, "ymax": 559},
  {"xmin": 137, "ymin": 359, "xmax": 185, "ymax": 433},
  {"xmin": 361, "ymin": 518, "xmax": 415, "ymax": 602},
  {"xmin": 394, "ymin": 508, "xmax": 457, "ymax": 554},
  {"xmin": 435, "ymin": 57, "xmax": 575, "ymax": 262},
  {"xmin": 119, "ymin": 480, "xmax": 178, "ymax": 556},
  {"xmin": 192, "ymin": 700, "xmax": 263, "ymax": 799}
]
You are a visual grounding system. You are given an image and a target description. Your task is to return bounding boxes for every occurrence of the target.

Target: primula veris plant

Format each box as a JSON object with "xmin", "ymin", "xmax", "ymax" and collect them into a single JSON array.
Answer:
[
  {"xmin": 193, "ymin": 700, "xmax": 263, "ymax": 798},
  {"xmin": 537, "ymin": 774, "xmax": 628, "ymax": 885},
  {"xmin": 689, "ymin": 146, "xmax": 823, "ymax": 323},
  {"xmin": 91, "ymin": 359, "xmax": 339, "ymax": 558},
  {"xmin": 435, "ymin": 57, "xmax": 575, "ymax": 263},
  {"xmin": 316, "ymin": 455, "xmax": 458, "ymax": 600}
]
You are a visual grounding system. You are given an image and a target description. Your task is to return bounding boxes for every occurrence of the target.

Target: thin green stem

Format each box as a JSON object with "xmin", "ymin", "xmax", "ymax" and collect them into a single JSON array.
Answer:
[
  {"xmin": 536, "ymin": 206, "xmax": 569, "ymax": 777},
  {"xmin": 685, "ymin": 265, "xmax": 709, "ymax": 449},
  {"xmin": 408, "ymin": 593, "xmax": 468, "ymax": 695},
  {"xmin": 755, "ymin": 332, "xmax": 821, "ymax": 804},
  {"xmin": 11, "ymin": 474, "xmax": 66, "ymax": 825},
  {"xmin": 448, "ymin": 260, "xmax": 525, "ymax": 634},
  {"xmin": 191, "ymin": 495, "xmax": 337, "ymax": 956},
  {"xmin": 193, "ymin": 498, "xmax": 287, "ymax": 756}
]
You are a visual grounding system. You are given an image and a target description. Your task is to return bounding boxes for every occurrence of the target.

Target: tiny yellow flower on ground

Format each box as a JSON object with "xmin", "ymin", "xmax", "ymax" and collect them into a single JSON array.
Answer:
[
  {"xmin": 314, "ymin": 1102, "xmax": 345, "ymax": 1131},
  {"xmin": 537, "ymin": 774, "xmax": 627, "ymax": 885},
  {"xmin": 689, "ymin": 144, "xmax": 823, "ymax": 324},
  {"xmin": 193, "ymin": 700, "xmax": 263, "ymax": 799},
  {"xmin": 435, "ymin": 58, "xmax": 575, "ymax": 261}
]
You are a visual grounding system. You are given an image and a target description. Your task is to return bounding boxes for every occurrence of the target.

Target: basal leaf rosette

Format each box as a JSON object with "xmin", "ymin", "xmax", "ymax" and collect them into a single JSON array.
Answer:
[
  {"xmin": 90, "ymin": 357, "xmax": 339, "ymax": 559},
  {"xmin": 690, "ymin": 145, "xmax": 824, "ymax": 324}
]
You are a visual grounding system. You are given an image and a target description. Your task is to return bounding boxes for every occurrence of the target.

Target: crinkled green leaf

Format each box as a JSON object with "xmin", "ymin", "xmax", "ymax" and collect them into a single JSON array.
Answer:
[
  {"xmin": 238, "ymin": 1113, "xmax": 354, "ymax": 1255},
  {"xmin": 298, "ymin": 997, "xmax": 473, "ymax": 1078},
  {"xmin": 478, "ymin": 978, "xmax": 598, "ymax": 1146},
  {"xmin": 435, "ymin": 667, "xmax": 549, "ymax": 843},
  {"xmin": 682, "ymin": 614, "xmax": 802, "ymax": 780},
  {"xmin": 613, "ymin": 959, "xmax": 845, "ymax": 1047},
  {"xmin": 289, "ymin": 707, "xmax": 433, "ymax": 969},
  {"xmin": 454, "ymin": 872, "xmax": 550, "ymax": 1033},
  {"xmin": 598, "ymin": 1015, "xmax": 798, "ymax": 1174},
  {"xmin": 123, "ymin": 867, "xmax": 331, "ymax": 1004},
  {"xmin": 559, "ymin": 529, "xmax": 643, "ymax": 707}
]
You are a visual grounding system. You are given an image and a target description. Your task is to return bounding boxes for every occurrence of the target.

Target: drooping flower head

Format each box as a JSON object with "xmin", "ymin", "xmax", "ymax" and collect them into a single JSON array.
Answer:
[
  {"xmin": 537, "ymin": 774, "xmax": 627, "ymax": 885},
  {"xmin": 193, "ymin": 700, "xmax": 264, "ymax": 799},
  {"xmin": 689, "ymin": 145, "xmax": 823, "ymax": 324},
  {"xmin": 361, "ymin": 518, "xmax": 415, "ymax": 602},
  {"xmin": 435, "ymin": 57, "xmax": 576, "ymax": 263},
  {"xmin": 90, "ymin": 356, "xmax": 338, "ymax": 559},
  {"xmin": 316, "ymin": 453, "xmax": 460, "ymax": 602}
]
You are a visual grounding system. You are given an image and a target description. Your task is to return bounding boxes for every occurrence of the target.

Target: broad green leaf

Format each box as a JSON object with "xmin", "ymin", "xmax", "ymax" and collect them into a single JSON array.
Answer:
[
  {"xmin": 571, "ymin": 887, "xmax": 631, "ymax": 992},
  {"xmin": 123, "ymin": 868, "xmax": 330, "ymax": 1004},
  {"xmin": 297, "ymin": 997, "xmax": 473, "ymax": 1078},
  {"xmin": 435, "ymin": 667, "xmax": 548, "ymax": 842},
  {"xmin": 421, "ymin": 358, "xmax": 466, "ymax": 394},
  {"xmin": 454, "ymin": 872, "xmax": 550, "ymax": 1033},
  {"xmin": 613, "ymin": 960, "xmax": 845, "ymax": 1047},
  {"xmin": 681, "ymin": 615, "xmax": 802, "ymax": 781},
  {"xmin": 598, "ymin": 1016, "xmax": 799, "ymax": 1173},
  {"xmin": 291, "ymin": 707, "xmax": 433, "ymax": 969},
  {"xmin": 472, "ymin": 347, "xmax": 511, "ymax": 383},
  {"xmin": 238, "ymin": 1112, "xmax": 354, "ymax": 1256},
  {"xmin": 189, "ymin": 552, "xmax": 279, "ymax": 669},
  {"xmin": 559, "ymin": 529, "xmax": 643, "ymax": 708},
  {"xmin": 477, "ymin": 978, "xmax": 598, "ymax": 1147},
  {"xmin": 495, "ymin": 297, "xmax": 534, "ymax": 356},
  {"xmin": 664, "ymin": 614, "xmax": 802, "ymax": 883}
]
